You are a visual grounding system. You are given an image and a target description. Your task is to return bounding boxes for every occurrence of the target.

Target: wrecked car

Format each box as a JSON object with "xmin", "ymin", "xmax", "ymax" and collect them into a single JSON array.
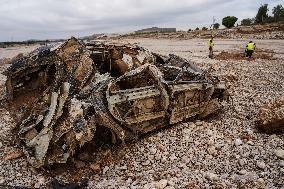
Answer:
[{"xmin": 3, "ymin": 37, "xmax": 227, "ymax": 168}]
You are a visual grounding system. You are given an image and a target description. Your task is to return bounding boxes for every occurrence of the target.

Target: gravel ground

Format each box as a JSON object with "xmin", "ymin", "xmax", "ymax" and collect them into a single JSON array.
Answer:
[{"xmin": 0, "ymin": 38, "xmax": 284, "ymax": 188}]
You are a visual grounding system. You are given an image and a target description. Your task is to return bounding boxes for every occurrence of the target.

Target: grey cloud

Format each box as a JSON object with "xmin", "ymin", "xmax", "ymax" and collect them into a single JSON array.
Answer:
[{"xmin": 0, "ymin": 0, "xmax": 282, "ymax": 41}]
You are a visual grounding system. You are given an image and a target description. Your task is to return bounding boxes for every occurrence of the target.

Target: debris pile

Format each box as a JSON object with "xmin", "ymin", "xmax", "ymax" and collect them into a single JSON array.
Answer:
[
  {"xmin": 258, "ymin": 96, "xmax": 284, "ymax": 133},
  {"xmin": 117, "ymin": 23, "xmax": 284, "ymax": 40},
  {"xmin": 4, "ymin": 37, "xmax": 227, "ymax": 168}
]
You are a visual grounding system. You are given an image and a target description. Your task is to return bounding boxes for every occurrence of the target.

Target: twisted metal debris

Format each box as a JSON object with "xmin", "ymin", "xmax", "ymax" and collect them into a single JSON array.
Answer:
[{"xmin": 4, "ymin": 37, "xmax": 227, "ymax": 168}]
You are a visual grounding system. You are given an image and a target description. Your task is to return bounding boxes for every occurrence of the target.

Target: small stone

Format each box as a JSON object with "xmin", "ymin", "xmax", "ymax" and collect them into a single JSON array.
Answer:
[
  {"xmin": 247, "ymin": 141, "xmax": 254, "ymax": 145},
  {"xmin": 165, "ymin": 186, "xmax": 175, "ymax": 189},
  {"xmin": 256, "ymin": 178, "xmax": 265, "ymax": 187},
  {"xmin": 169, "ymin": 154, "xmax": 177, "ymax": 161},
  {"xmin": 161, "ymin": 157, "xmax": 167, "ymax": 163},
  {"xmin": 168, "ymin": 177, "xmax": 177, "ymax": 186},
  {"xmin": 119, "ymin": 165, "xmax": 127, "ymax": 170},
  {"xmin": 139, "ymin": 147, "xmax": 145, "ymax": 152},
  {"xmin": 155, "ymin": 179, "xmax": 168, "ymax": 189},
  {"xmin": 205, "ymin": 172, "xmax": 218, "ymax": 181},
  {"xmin": 195, "ymin": 121, "xmax": 203, "ymax": 126},
  {"xmin": 207, "ymin": 129, "xmax": 213, "ymax": 136},
  {"xmin": 188, "ymin": 122, "xmax": 196, "ymax": 127},
  {"xmin": 142, "ymin": 160, "xmax": 151, "ymax": 166},
  {"xmin": 181, "ymin": 156, "xmax": 190, "ymax": 164},
  {"xmin": 157, "ymin": 144, "xmax": 165, "ymax": 151},
  {"xmin": 0, "ymin": 177, "xmax": 5, "ymax": 184},
  {"xmin": 256, "ymin": 161, "xmax": 266, "ymax": 169},
  {"xmin": 90, "ymin": 163, "xmax": 101, "ymax": 172},
  {"xmin": 257, "ymin": 178, "xmax": 265, "ymax": 183},
  {"xmin": 207, "ymin": 139, "xmax": 214, "ymax": 146},
  {"xmin": 0, "ymin": 142, "xmax": 2, "ymax": 148},
  {"xmin": 143, "ymin": 182, "xmax": 155, "ymax": 189},
  {"xmin": 207, "ymin": 146, "xmax": 217, "ymax": 156},
  {"xmin": 34, "ymin": 177, "xmax": 45, "ymax": 188},
  {"xmin": 149, "ymin": 147, "xmax": 157, "ymax": 154},
  {"xmin": 126, "ymin": 178, "xmax": 132, "ymax": 185},
  {"xmin": 205, "ymin": 155, "xmax": 213, "ymax": 160},
  {"xmin": 102, "ymin": 166, "xmax": 109, "ymax": 174},
  {"xmin": 235, "ymin": 138, "xmax": 243, "ymax": 146},
  {"xmin": 148, "ymin": 155, "xmax": 155, "ymax": 160},
  {"xmin": 245, "ymin": 128, "xmax": 253, "ymax": 135},
  {"xmin": 155, "ymin": 153, "xmax": 162, "ymax": 160},
  {"xmin": 239, "ymin": 170, "xmax": 247, "ymax": 175},
  {"xmin": 275, "ymin": 149, "xmax": 284, "ymax": 159},
  {"xmin": 269, "ymin": 134, "xmax": 277, "ymax": 140},
  {"xmin": 238, "ymin": 159, "xmax": 247, "ymax": 166},
  {"xmin": 279, "ymin": 160, "xmax": 284, "ymax": 167},
  {"xmin": 183, "ymin": 128, "xmax": 191, "ymax": 134}
]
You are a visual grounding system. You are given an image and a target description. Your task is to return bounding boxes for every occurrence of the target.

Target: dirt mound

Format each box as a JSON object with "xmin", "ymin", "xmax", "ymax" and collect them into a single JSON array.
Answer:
[{"xmin": 215, "ymin": 49, "xmax": 275, "ymax": 61}]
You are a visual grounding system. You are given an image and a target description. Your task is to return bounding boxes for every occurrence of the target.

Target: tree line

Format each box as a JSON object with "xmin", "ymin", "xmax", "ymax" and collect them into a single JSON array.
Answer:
[
  {"xmin": 189, "ymin": 3, "xmax": 284, "ymax": 31},
  {"xmin": 222, "ymin": 4, "xmax": 284, "ymax": 28}
]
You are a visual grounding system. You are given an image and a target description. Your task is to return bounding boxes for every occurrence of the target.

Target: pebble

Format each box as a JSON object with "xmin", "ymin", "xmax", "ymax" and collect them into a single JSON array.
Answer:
[
  {"xmin": 239, "ymin": 170, "xmax": 247, "ymax": 175},
  {"xmin": 247, "ymin": 141, "xmax": 254, "ymax": 145},
  {"xmin": 207, "ymin": 146, "xmax": 217, "ymax": 156},
  {"xmin": 149, "ymin": 147, "xmax": 157, "ymax": 154},
  {"xmin": 207, "ymin": 129, "xmax": 213, "ymax": 136},
  {"xmin": 155, "ymin": 179, "xmax": 168, "ymax": 189},
  {"xmin": 103, "ymin": 166, "xmax": 109, "ymax": 174},
  {"xmin": 34, "ymin": 177, "xmax": 45, "ymax": 188},
  {"xmin": 279, "ymin": 160, "xmax": 284, "ymax": 167},
  {"xmin": 205, "ymin": 172, "xmax": 218, "ymax": 181},
  {"xmin": 0, "ymin": 177, "xmax": 5, "ymax": 184},
  {"xmin": 235, "ymin": 138, "xmax": 243, "ymax": 146},
  {"xmin": 195, "ymin": 121, "xmax": 203, "ymax": 126},
  {"xmin": 256, "ymin": 178, "xmax": 265, "ymax": 186},
  {"xmin": 143, "ymin": 182, "xmax": 155, "ymax": 189},
  {"xmin": 169, "ymin": 154, "xmax": 177, "ymax": 161},
  {"xmin": 165, "ymin": 186, "xmax": 175, "ymax": 189},
  {"xmin": 157, "ymin": 144, "xmax": 165, "ymax": 151},
  {"xmin": 275, "ymin": 149, "xmax": 284, "ymax": 159},
  {"xmin": 245, "ymin": 128, "xmax": 253, "ymax": 135},
  {"xmin": 207, "ymin": 138, "xmax": 214, "ymax": 146},
  {"xmin": 256, "ymin": 161, "xmax": 266, "ymax": 169},
  {"xmin": 90, "ymin": 163, "xmax": 101, "ymax": 172},
  {"xmin": 239, "ymin": 159, "xmax": 247, "ymax": 166},
  {"xmin": 142, "ymin": 160, "xmax": 151, "ymax": 166}
]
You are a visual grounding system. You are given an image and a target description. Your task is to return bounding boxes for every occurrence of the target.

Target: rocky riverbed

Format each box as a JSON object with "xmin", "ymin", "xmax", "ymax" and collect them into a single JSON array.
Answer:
[{"xmin": 0, "ymin": 38, "xmax": 284, "ymax": 188}]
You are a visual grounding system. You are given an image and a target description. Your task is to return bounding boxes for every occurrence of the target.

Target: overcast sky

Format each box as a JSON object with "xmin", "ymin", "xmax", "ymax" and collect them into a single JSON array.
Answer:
[{"xmin": 0, "ymin": 0, "xmax": 282, "ymax": 41}]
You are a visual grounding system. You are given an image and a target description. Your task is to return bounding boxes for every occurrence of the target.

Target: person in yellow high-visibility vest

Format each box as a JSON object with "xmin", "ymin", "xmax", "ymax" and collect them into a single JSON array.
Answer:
[
  {"xmin": 245, "ymin": 41, "xmax": 256, "ymax": 58},
  {"xmin": 208, "ymin": 36, "xmax": 214, "ymax": 58}
]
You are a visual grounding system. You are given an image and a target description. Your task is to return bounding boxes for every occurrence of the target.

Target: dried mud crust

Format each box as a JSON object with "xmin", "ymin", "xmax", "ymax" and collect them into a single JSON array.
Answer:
[{"xmin": 215, "ymin": 48, "xmax": 275, "ymax": 61}]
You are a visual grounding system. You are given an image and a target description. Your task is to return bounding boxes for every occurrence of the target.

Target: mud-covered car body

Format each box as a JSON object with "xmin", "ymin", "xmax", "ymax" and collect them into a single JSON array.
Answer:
[{"xmin": 4, "ymin": 37, "xmax": 226, "ymax": 167}]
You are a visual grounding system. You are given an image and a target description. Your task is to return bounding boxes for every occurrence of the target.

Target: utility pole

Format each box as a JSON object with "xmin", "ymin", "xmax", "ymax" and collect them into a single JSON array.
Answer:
[
  {"xmin": 213, "ymin": 16, "xmax": 216, "ymax": 27},
  {"xmin": 211, "ymin": 16, "xmax": 216, "ymax": 29},
  {"xmin": 211, "ymin": 16, "xmax": 216, "ymax": 35}
]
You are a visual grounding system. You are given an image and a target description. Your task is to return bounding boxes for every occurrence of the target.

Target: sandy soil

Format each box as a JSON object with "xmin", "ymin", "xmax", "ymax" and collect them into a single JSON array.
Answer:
[
  {"xmin": 0, "ymin": 45, "xmax": 40, "ymax": 59},
  {"xmin": 0, "ymin": 38, "xmax": 284, "ymax": 188}
]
